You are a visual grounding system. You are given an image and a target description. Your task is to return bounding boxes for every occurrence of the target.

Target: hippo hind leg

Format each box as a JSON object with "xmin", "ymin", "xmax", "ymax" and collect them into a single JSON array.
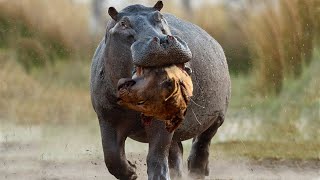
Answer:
[
  {"xmin": 169, "ymin": 141, "xmax": 183, "ymax": 179},
  {"xmin": 187, "ymin": 115, "xmax": 224, "ymax": 179}
]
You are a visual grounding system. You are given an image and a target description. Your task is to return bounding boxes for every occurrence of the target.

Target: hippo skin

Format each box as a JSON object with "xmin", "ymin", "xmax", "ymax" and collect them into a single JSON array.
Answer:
[{"xmin": 90, "ymin": 1, "xmax": 231, "ymax": 179}]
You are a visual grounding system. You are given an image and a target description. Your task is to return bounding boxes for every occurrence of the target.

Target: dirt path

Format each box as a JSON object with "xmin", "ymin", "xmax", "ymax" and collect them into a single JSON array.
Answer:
[
  {"xmin": 0, "ymin": 124, "xmax": 319, "ymax": 179},
  {"xmin": 1, "ymin": 141, "xmax": 319, "ymax": 180}
]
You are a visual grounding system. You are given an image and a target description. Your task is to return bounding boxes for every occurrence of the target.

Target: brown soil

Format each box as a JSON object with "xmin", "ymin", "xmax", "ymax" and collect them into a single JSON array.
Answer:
[{"xmin": 1, "ymin": 141, "xmax": 319, "ymax": 180}]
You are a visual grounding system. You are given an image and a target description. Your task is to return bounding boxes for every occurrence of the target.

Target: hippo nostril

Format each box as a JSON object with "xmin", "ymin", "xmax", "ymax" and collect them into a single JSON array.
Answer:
[
  {"xmin": 153, "ymin": 37, "xmax": 159, "ymax": 43},
  {"xmin": 167, "ymin": 35, "xmax": 174, "ymax": 40},
  {"xmin": 160, "ymin": 36, "xmax": 169, "ymax": 45}
]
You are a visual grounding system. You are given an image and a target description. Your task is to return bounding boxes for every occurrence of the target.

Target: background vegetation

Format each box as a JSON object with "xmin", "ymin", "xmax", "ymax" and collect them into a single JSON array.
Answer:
[{"xmin": 0, "ymin": 0, "xmax": 319, "ymax": 160}]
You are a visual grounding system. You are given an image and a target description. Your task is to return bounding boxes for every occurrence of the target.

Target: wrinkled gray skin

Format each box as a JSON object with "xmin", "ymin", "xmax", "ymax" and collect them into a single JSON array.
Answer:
[{"xmin": 90, "ymin": 1, "xmax": 231, "ymax": 180}]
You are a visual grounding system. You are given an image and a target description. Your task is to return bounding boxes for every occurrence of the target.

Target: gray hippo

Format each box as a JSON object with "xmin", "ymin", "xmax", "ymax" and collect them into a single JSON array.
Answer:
[{"xmin": 90, "ymin": 1, "xmax": 231, "ymax": 179}]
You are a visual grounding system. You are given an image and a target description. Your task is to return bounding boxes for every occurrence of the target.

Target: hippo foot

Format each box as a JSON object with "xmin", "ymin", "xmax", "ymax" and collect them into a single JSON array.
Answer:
[
  {"xmin": 117, "ymin": 161, "xmax": 137, "ymax": 180},
  {"xmin": 169, "ymin": 142, "xmax": 183, "ymax": 179},
  {"xmin": 170, "ymin": 170, "xmax": 182, "ymax": 180},
  {"xmin": 124, "ymin": 173, "xmax": 138, "ymax": 180},
  {"xmin": 128, "ymin": 160, "xmax": 137, "ymax": 171},
  {"xmin": 147, "ymin": 165, "xmax": 170, "ymax": 180},
  {"xmin": 187, "ymin": 157, "xmax": 209, "ymax": 179}
]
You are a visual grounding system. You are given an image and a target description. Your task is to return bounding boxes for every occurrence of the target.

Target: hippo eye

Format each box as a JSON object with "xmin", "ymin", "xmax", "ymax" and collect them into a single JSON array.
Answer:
[
  {"xmin": 154, "ymin": 12, "xmax": 162, "ymax": 22},
  {"xmin": 120, "ymin": 21, "xmax": 128, "ymax": 28},
  {"xmin": 137, "ymin": 100, "xmax": 145, "ymax": 105},
  {"xmin": 128, "ymin": 34, "xmax": 135, "ymax": 43},
  {"xmin": 161, "ymin": 28, "xmax": 166, "ymax": 35}
]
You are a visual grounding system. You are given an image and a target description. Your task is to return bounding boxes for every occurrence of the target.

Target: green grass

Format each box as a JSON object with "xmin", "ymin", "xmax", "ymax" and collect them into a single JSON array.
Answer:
[
  {"xmin": 30, "ymin": 58, "xmax": 91, "ymax": 90},
  {"xmin": 0, "ymin": 48, "xmax": 95, "ymax": 125},
  {"xmin": 227, "ymin": 49, "xmax": 320, "ymax": 142}
]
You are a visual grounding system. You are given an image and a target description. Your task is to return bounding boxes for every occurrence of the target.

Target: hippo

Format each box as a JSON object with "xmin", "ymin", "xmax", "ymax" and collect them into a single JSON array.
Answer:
[
  {"xmin": 117, "ymin": 65, "xmax": 193, "ymax": 133},
  {"xmin": 90, "ymin": 1, "xmax": 231, "ymax": 179}
]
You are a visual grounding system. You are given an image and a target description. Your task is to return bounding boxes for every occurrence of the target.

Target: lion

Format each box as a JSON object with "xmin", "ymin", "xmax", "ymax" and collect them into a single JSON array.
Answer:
[{"xmin": 117, "ymin": 65, "xmax": 193, "ymax": 132}]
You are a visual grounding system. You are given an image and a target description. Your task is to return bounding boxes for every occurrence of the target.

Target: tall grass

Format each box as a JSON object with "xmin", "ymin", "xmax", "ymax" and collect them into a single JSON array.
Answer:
[
  {"xmin": 0, "ymin": 0, "xmax": 93, "ymax": 70},
  {"xmin": 0, "ymin": 50, "xmax": 94, "ymax": 124},
  {"xmin": 227, "ymin": 50, "xmax": 320, "ymax": 142},
  {"xmin": 240, "ymin": 0, "xmax": 319, "ymax": 94},
  {"xmin": 0, "ymin": 1, "xmax": 97, "ymax": 123},
  {"xmin": 187, "ymin": 3, "xmax": 251, "ymax": 74}
]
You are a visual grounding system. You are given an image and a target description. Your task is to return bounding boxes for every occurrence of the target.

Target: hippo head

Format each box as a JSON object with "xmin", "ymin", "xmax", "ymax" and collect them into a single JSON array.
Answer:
[
  {"xmin": 106, "ymin": 1, "xmax": 192, "ymax": 67},
  {"xmin": 116, "ymin": 65, "xmax": 193, "ymax": 132}
]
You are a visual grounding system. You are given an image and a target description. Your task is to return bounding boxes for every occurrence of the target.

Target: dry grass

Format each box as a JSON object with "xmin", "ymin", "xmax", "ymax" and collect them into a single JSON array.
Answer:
[
  {"xmin": 0, "ymin": 0, "xmax": 96, "ymax": 124},
  {"xmin": 0, "ymin": 0, "xmax": 93, "ymax": 65},
  {"xmin": 239, "ymin": 0, "xmax": 319, "ymax": 94},
  {"xmin": 0, "ymin": 50, "xmax": 95, "ymax": 124},
  {"xmin": 190, "ymin": 3, "xmax": 251, "ymax": 74}
]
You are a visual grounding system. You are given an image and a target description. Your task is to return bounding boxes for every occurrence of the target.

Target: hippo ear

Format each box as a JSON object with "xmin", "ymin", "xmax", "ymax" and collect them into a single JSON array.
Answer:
[
  {"xmin": 153, "ymin": 1, "xmax": 163, "ymax": 11},
  {"xmin": 108, "ymin": 7, "xmax": 118, "ymax": 21}
]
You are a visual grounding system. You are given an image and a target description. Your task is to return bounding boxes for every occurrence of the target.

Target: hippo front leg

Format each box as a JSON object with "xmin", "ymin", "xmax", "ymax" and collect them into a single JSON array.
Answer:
[
  {"xmin": 98, "ymin": 117, "xmax": 137, "ymax": 180},
  {"xmin": 145, "ymin": 120, "xmax": 173, "ymax": 180}
]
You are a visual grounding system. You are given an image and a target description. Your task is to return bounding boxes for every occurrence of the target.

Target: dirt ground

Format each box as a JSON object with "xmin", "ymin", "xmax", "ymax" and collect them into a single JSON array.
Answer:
[
  {"xmin": 1, "ymin": 141, "xmax": 319, "ymax": 180},
  {"xmin": 0, "ymin": 124, "xmax": 319, "ymax": 180}
]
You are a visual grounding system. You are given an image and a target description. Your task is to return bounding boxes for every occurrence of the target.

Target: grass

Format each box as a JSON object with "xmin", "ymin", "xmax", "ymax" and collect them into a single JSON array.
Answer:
[
  {"xmin": 0, "ymin": 49, "xmax": 95, "ymax": 125},
  {"xmin": 0, "ymin": 0, "xmax": 94, "ymax": 71},
  {"xmin": 239, "ymin": 0, "xmax": 319, "ymax": 94},
  {"xmin": 212, "ymin": 141, "xmax": 320, "ymax": 160},
  {"xmin": 227, "ymin": 49, "xmax": 320, "ymax": 142},
  {"xmin": 0, "ymin": 0, "xmax": 96, "ymax": 124}
]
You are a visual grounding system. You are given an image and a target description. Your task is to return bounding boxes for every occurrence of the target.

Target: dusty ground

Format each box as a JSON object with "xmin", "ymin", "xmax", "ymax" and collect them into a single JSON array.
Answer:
[{"xmin": 0, "ymin": 124, "xmax": 319, "ymax": 180}]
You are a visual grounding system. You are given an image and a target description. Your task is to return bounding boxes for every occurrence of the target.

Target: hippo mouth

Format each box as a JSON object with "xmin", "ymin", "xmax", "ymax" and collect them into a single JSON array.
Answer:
[{"xmin": 131, "ymin": 35, "xmax": 192, "ymax": 67}]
